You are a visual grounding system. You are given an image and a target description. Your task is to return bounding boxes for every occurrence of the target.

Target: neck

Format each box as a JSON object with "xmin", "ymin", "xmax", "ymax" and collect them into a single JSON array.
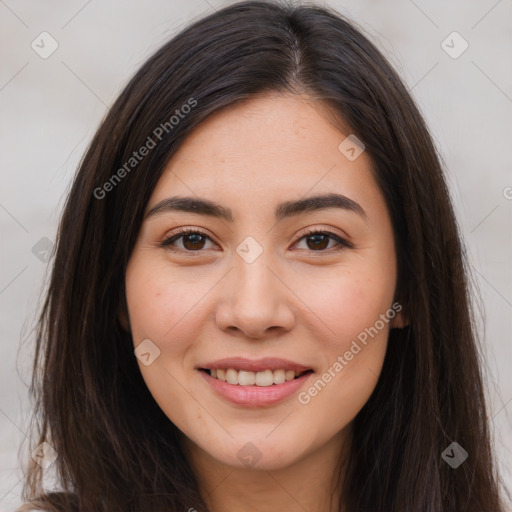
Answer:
[{"xmin": 182, "ymin": 427, "xmax": 351, "ymax": 512}]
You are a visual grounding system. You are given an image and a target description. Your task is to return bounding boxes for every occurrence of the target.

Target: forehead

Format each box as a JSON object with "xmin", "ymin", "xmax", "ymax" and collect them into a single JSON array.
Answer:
[
  {"xmin": 148, "ymin": 92, "xmax": 382, "ymax": 221},
  {"xmin": 169, "ymin": 92, "xmax": 356, "ymax": 171}
]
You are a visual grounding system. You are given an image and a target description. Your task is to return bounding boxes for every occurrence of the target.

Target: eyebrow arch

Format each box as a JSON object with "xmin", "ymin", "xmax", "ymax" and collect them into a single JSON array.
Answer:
[{"xmin": 145, "ymin": 193, "xmax": 367, "ymax": 222}]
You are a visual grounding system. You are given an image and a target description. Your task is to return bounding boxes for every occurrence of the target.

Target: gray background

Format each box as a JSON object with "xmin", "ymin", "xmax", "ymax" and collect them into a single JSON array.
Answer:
[{"xmin": 1, "ymin": 0, "xmax": 511, "ymax": 509}]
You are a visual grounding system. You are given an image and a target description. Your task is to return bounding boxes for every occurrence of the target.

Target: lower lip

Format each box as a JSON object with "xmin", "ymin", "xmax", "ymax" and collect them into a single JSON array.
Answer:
[{"xmin": 199, "ymin": 370, "xmax": 313, "ymax": 407}]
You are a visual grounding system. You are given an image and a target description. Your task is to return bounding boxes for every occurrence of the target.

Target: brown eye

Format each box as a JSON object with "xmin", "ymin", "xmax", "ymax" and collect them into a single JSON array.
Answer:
[
  {"xmin": 181, "ymin": 233, "xmax": 207, "ymax": 250},
  {"xmin": 160, "ymin": 229, "xmax": 215, "ymax": 252},
  {"xmin": 305, "ymin": 233, "xmax": 330, "ymax": 250},
  {"xmin": 295, "ymin": 230, "xmax": 352, "ymax": 252}
]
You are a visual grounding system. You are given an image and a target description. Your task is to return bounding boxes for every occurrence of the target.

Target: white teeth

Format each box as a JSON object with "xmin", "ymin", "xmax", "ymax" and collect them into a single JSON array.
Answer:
[
  {"xmin": 255, "ymin": 369, "xmax": 274, "ymax": 387},
  {"xmin": 208, "ymin": 368, "xmax": 307, "ymax": 386},
  {"xmin": 238, "ymin": 370, "xmax": 255, "ymax": 386},
  {"xmin": 285, "ymin": 370, "xmax": 295, "ymax": 382},
  {"xmin": 226, "ymin": 368, "xmax": 238, "ymax": 385},
  {"xmin": 273, "ymin": 369, "xmax": 285, "ymax": 385}
]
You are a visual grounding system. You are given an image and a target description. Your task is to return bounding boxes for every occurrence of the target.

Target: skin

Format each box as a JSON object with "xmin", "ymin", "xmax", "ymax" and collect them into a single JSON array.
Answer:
[{"xmin": 124, "ymin": 92, "xmax": 405, "ymax": 512}]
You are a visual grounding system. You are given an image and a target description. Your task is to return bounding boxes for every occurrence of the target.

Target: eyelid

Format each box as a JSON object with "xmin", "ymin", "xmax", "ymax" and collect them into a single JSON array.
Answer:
[{"xmin": 164, "ymin": 226, "xmax": 212, "ymax": 238}]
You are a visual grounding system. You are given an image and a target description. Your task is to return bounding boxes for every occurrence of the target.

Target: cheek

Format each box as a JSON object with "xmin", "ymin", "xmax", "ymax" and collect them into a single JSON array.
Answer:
[
  {"xmin": 294, "ymin": 265, "xmax": 396, "ymax": 349},
  {"xmin": 125, "ymin": 255, "xmax": 211, "ymax": 430},
  {"xmin": 292, "ymin": 260, "xmax": 395, "ymax": 419},
  {"xmin": 125, "ymin": 253, "xmax": 212, "ymax": 346},
  {"xmin": 293, "ymin": 262, "xmax": 395, "ymax": 425},
  {"xmin": 295, "ymin": 274, "xmax": 393, "ymax": 428}
]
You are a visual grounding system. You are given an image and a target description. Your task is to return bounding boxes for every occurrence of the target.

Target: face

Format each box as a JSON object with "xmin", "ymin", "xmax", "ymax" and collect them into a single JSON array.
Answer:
[{"xmin": 125, "ymin": 92, "xmax": 403, "ymax": 473}]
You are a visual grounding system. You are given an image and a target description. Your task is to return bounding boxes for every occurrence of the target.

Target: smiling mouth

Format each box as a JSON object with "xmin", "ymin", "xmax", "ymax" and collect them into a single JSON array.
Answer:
[{"xmin": 199, "ymin": 368, "xmax": 314, "ymax": 386}]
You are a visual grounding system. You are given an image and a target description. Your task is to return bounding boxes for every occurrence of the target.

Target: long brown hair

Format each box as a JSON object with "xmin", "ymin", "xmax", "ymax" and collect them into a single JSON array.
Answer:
[{"xmin": 19, "ymin": 1, "xmax": 507, "ymax": 510}]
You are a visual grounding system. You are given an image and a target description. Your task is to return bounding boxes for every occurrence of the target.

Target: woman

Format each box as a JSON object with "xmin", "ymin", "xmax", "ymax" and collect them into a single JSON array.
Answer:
[{"xmin": 18, "ymin": 1, "xmax": 507, "ymax": 511}]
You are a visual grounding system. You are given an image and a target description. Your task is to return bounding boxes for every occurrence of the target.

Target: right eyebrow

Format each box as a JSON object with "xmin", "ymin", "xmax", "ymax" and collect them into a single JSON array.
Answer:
[{"xmin": 146, "ymin": 196, "xmax": 234, "ymax": 221}]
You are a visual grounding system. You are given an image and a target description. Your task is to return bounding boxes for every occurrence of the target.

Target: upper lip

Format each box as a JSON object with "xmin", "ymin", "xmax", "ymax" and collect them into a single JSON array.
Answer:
[{"xmin": 198, "ymin": 357, "xmax": 312, "ymax": 373}]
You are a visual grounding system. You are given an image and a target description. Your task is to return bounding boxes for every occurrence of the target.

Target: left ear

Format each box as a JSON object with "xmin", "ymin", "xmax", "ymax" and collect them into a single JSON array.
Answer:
[
  {"xmin": 391, "ymin": 310, "xmax": 409, "ymax": 328},
  {"xmin": 390, "ymin": 300, "xmax": 409, "ymax": 328},
  {"xmin": 117, "ymin": 296, "xmax": 131, "ymax": 332}
]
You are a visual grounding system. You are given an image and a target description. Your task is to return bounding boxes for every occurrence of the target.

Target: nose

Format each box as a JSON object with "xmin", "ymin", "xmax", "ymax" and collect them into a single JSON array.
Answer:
[{"xmin": 215, "ymin": 253, "xmax": 295, "ymax": 339}]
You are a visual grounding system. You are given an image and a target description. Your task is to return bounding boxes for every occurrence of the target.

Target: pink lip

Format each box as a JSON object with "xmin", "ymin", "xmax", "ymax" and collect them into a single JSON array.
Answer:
[
  {"xmin": 199, "ymin": 369, "xmax": 313, "ymax": 407},
  {"xmin": 197, "ymin": 357, "xmax": 312, "ymax": 373}
]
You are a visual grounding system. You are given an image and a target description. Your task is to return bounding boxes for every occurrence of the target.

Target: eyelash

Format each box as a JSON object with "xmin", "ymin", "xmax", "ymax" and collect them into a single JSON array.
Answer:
[{"xmin": 159, "ymin": 227, "xmax": 353, "ymax": 254}]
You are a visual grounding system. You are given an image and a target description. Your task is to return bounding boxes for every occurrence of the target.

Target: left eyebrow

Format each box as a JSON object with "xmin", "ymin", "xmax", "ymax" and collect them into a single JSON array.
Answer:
[
  {"xmin": 145, "ymin": 193, "xmax": 367, "ymax": 222},
  {"xmin": 274, "ymin": 193, "xmax": 367, "ymax": 221}
]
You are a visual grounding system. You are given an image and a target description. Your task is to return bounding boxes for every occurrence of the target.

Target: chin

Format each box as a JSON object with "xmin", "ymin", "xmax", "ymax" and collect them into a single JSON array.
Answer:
[{"xmin": 212, "ymin": 436, "xmax": 305, "ymax": 471}]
